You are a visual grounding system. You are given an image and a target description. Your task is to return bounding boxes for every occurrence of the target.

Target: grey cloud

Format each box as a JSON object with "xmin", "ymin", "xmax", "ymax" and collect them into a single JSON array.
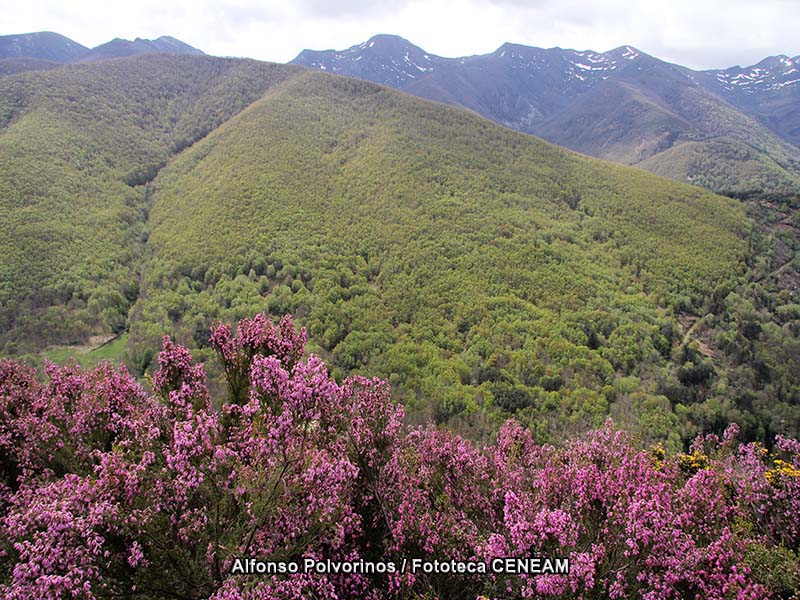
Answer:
[
  {"xmin": 221, "ymin": 4, "xmax": 287, "ymax": 25},
  {"xmin": 291, "ymin": 0, "xmax": 409, "ymax": 19},
  {"xmin": 2, "ymin": 0, "xmax": 799, "ymax": 70}
]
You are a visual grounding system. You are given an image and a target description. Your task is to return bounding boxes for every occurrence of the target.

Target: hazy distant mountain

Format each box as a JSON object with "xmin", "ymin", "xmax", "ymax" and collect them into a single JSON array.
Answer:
[
  {"xmin": 78, "ymin": 36, "xmax": 204, "ymax": 62},
  {"xmin": 292, "ymin": 35, "xmax": 800, "ymax": 194},
  {"xmin": 0, "ymin": 32, "xmax": 203, "ymax": 66},
  {"xmin": 0, "ymin": 32, "xmax": 88, "ymax": 63}
]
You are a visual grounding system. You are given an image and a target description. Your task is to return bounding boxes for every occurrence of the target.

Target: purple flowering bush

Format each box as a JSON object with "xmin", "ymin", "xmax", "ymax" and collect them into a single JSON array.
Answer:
[{"xmin": 1, "ymin": 314, "xmax": 798, "ymax": 599}]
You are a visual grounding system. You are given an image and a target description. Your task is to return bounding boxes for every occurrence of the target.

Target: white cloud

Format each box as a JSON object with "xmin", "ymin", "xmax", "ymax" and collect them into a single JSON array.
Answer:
[{"xmin": 1, "ymin": 0, "xmax": 798, "ymax": 69}]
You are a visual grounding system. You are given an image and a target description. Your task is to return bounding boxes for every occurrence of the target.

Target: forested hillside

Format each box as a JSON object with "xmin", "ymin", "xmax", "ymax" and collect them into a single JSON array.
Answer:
[
  {"xmin": 0, "ymin": 55, "xmax": 301, "ymax": 353},
  {"xmin": 1, "ymin": 54, "xmax": 797, "ymax": 448},
  {"xmin": 0, "ymin": 57, "xmax": 59, "ymax": 76}
]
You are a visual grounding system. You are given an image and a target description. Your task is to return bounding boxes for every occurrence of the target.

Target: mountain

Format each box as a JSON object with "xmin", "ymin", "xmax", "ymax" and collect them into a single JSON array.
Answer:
[
  {"xmin": 0, "ymin": 31, "xmax": 88, "ymax": 62},
  {"xmin": 291, "ymin": 36, "xmax": 800, "ymax": 194},
  {"xmin": 136, "ymin": 68, "xmax": 783, "ymax": 444},
  {"xmin": 5, "ymin": 52, "xmax": 799, "ymax": 447},
  {"xmin": 0, "ymin": 54, "xmax": 301, "ymax": 353},
  {"xmin": 293, "ymin": 34, "xmax": 437, "ymax": 87},
  {"xmin": 0, "ymin": 32, "xmax": 203, "ymax": 67},
  {"xmin": 78, "ymin": 35, "xmax": 204, "ymax": 62},
  {"xmin": 697, "ymin": 55, "xmax": 800, "ymax": 148}
]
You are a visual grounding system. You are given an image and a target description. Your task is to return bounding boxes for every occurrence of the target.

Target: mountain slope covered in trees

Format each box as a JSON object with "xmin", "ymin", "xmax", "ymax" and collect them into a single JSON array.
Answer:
[
  {"xmin": 0, "ymin": 55, "xmax": 302, "ymax": 351},
  {"xmin": 0, "ymin": 53, "xmax": 797, "ymax": 447},
  {"xmin": 136, "ymin": 70, "xmax": 758, "ymax": 444},
  {"xmin": 0, "ymin": 57, "xmax": 60, "ymax": 76}
]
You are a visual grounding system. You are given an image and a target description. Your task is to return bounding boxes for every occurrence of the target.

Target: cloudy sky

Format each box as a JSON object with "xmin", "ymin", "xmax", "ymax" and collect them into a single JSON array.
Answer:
[{"xmin": 3, "ymin": 0, "xmax": 799, "ymax": 69}]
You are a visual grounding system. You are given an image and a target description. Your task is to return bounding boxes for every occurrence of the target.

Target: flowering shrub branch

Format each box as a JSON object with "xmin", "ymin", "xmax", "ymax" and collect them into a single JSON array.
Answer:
[{"xmin": 1, "ymin": 314, "xmax": 798, "ymax": 599}]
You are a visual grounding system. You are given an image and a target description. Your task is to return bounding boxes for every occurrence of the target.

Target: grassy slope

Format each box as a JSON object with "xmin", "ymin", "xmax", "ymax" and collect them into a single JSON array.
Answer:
[
  {"xmin": 138, "ymin": 71, "xmax": 749, "ymax": 441},
  {"xmin": 0, "ymin": 55, "xmax": 302, "ymax": 352},
  {"xmin": 42, "ymin": 333, "xmax": 128, "ymax": 368}
]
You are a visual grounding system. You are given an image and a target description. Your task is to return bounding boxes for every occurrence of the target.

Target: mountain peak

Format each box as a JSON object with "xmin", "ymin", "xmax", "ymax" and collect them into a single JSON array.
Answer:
[
  {"xmin": 79, "ymin": 36, "xmax": 204, "ymax": 62},
  {"xmin": 496, "ymin": 41, "xmax": 541, "ymax": 54},
  {"xmin": 291, "ymin": 35, "xmax": 436, "ymax": 86},
  {"xmin": 366, "ymin": 33, "xmax": 411, "ymax": 44},
  {"xmin": 605, "ymin": 45, "xmax": 644, "ymax": 60},
  {"xmin": 702, "ymin": 53, "xmax": 800, "ymax": 95},
  {"xmin": 0, "ymin": 31, "xmax": 88, "ymax": 62},
  {"xmin": 358, "ymin": 34, "xmax": 426, "ymax": 55}
]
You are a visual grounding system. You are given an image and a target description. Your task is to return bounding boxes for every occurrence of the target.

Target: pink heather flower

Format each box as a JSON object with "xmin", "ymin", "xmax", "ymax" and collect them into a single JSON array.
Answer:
[{"xmin": 0, "ymin": 315, "xmax": 790, "ymax": 600}]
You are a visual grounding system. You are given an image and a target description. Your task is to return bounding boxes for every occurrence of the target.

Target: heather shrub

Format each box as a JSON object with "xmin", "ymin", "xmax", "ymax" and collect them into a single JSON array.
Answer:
[{"xmin": 1, "ymin": 314, "xmax": 798, "ymax": 599}]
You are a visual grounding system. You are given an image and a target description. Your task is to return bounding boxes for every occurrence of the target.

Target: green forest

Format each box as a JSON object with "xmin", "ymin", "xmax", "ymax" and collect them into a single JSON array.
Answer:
[{"xmin": 1, "ymin": 54, "xmax": 798, "ymax": 450}]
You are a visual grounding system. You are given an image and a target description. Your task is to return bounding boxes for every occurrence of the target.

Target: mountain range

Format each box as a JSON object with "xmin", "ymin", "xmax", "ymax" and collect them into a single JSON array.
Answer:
[
  {"xmin": 4, "ymin": 31, "xmax": 799, "ymax": 194},
  {"xmin": 0, "ymin": 31, "xmax": 202, "ymax": 66},
  {"xmin": 292, "ymin": 35, "xmax": 800, "ymax": 194}
]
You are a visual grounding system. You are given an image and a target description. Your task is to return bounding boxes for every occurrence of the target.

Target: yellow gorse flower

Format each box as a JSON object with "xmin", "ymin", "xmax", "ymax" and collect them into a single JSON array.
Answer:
[
  {"xmin": 678, "ymin": 451, "xmax": 710, "ymax": 472},
  {"xmin": 765, "ymin": 459, "xmax": 800, "ymax": 483}
]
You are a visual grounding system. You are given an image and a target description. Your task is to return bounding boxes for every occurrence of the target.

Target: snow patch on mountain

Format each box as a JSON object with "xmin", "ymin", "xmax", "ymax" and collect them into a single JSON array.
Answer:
[{"xmin": 707, "ymin": 55, "xmax": 800, "ymax": 93}]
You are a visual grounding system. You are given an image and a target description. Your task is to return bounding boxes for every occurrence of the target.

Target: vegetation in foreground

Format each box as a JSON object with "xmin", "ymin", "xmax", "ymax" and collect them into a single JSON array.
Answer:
[{"xmin": 1, "ymin": 314, "xmax": 798, "ymax": 599}]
